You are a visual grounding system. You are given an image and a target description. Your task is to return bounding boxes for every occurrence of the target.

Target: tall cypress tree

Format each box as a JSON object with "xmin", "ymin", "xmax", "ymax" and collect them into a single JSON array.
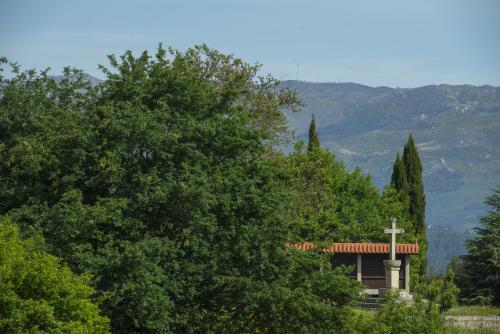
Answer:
[
  {"xmin": 403, "ymin": 134, "xmax": 426, "ymax": 235},
  {"xmin": 390, "ymin": 153, "xmax": 408, "ymax": 196},
  {"xmin": 402, "ymin": 134, "xmax": 427, "ymax": 278},
  {"xmin": 307, "ymin": 115, "xmax": 320, "ymax": 153}
]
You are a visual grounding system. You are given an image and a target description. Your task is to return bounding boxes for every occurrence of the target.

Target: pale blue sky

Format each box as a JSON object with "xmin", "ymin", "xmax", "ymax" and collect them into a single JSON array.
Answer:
[{"xmin": 1, "ymin": 0, "xmax": 499, "ymax": 87}]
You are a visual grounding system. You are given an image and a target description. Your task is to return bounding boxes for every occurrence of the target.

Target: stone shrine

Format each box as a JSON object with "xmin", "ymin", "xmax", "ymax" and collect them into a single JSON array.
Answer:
[{"xmin": 288, "ymin": 218, "xmax": 419, "ymax": 297}]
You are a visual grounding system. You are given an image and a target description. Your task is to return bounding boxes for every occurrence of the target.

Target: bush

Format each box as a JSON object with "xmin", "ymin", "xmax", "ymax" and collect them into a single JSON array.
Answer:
[
  {"xmin": 0, "ymin": 220, "xmax": 110, "ymax": 333},
  {"xmin": 339, "ymin": 292, "xmax": 445, "ymax": 334},
  {"xmin": 371, "ymin": 291, "xmax": 443, "ymax": 334},
  {"xmin": 425, "ymin": 270, "xmax": 460, "ymax": 311}
]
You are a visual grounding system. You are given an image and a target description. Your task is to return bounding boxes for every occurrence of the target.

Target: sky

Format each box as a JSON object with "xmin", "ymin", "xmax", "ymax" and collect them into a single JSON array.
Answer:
[{"xmin": 1, "ymin": 0, "xmax": 499, "ymax": 87}]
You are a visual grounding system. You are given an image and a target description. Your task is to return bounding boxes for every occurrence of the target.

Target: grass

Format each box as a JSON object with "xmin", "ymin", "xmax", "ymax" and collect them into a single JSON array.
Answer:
[
  {"xmin": 442, "ymin": 327, "xmax": 498, "ymax": 334},
  {"xmin": 352, "ymin": 306, "xmax": 500, "ymax": 333},
  {"xmin": 445, "ymin": 306, "xmax": 500, "ymax": 317},
  {"xmin": 443, "ymin": 306, "xmax": 499, "ymax": 334}
]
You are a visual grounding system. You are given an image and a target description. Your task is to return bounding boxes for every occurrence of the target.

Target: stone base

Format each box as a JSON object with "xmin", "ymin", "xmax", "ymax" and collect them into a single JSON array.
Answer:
[
  {"xmin": 378, "ymin": 288, "xmax": 394, "ymax": 299},
  {"xmin": 399, "ymin": 290, "xmax": 414, "ymax": 305},
  {"xmin": 378, "ymin": 288, "xmax": 414, "ymax": 305},
  {"xmin": 383, "ymin": 259, "xmax": 401, "ymax": 289}
]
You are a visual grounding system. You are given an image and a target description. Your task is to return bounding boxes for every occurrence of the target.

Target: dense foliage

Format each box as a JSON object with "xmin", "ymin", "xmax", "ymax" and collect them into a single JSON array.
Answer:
[
  {"xmin": 421, "ymin": 269, "xmax": 460, "ymax": 311},
  {"xmin": 285, "ymin": 131, "xmax": 414, "ymax": 244},
  {"xmin": 373, "ymin": 292, "xmax": 443, "ymax": 334},
  {"xmin": 347, "ymin": 292, "xmax": 444, "ymax": 334},
  {"xmin": 457, "ymin": 184, "xmax": 500, "ymax": 306},
  {"xmin": 0, "ymin": 220, "xmax": 110, "ymax": 333},
  {"xmin": 0, "ymin": 49, "xmax": 365, "ymax": 333}
]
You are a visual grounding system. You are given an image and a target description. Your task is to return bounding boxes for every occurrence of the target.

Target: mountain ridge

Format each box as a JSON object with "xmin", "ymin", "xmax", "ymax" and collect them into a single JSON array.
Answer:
[{"xmin": 282, "ymin": 80, "xmax": 499, "ymax": 90}]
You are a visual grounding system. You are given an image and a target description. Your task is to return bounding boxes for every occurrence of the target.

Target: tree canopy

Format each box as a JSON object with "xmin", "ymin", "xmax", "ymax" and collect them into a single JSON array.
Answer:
[
  {"xmin": 285, "ymin": 142, "xmax": 413, "ymax": 244},
  {"xmin": 0, "ymin": 47, "xmax": 364, "ymax": 333}
]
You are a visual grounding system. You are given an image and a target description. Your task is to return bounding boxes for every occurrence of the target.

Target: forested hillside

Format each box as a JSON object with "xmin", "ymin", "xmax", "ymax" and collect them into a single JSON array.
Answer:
[{"xmin": 281, "ymin": 81, "xmax": 500, "ymax": 273}]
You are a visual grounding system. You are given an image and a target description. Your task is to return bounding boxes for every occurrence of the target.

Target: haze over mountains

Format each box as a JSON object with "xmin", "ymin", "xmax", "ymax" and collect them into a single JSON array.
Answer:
[{"xmin": 281, "ymin": 80, "xmax": 500, "ymax": 272}]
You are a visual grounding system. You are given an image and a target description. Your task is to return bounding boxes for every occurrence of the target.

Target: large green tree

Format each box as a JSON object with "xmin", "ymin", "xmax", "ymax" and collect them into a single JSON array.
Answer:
[
  {"xmin": 0, "ymin": 220, "xmax": 110, "ymax": 334},
  {"xmin": 457, "ymin": 184, "xmax": 500, "ymax": 306},
  {"xmin": 402, "ymin": 134, "xmax": 426, "ymax": 237},
  {"xmin": 0, "ymin": 48, "xmax": 362, "ymax": 333}
]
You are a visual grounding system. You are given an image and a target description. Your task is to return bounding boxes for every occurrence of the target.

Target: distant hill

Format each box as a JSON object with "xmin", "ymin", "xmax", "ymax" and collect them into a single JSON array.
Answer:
[
  {"xmin": 281, "ymin": 81, "xmax": 500, "ymax": 273},
  {"xmin": 51, "ymin": 73, "xmax": 103, "ymax": 86}
]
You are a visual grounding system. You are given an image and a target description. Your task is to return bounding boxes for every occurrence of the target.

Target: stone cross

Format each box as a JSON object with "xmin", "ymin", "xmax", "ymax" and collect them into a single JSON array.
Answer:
[{"xmin": 384, "ymin": 218, "xmax": 404, "ymax": 261}]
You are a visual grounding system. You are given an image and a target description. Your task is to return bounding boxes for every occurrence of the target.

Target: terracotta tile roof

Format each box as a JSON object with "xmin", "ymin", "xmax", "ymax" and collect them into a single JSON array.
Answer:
[{"xmin": 287, "ymin": 242, "xmax": 419, "ymax": 255}]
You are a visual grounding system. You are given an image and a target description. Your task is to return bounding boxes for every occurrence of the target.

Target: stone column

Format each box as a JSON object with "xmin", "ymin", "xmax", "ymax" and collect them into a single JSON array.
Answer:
[
  {"xmin": 404, "ymin": 255, "xmax": 410, "ymax": 291},
  {"xmin": 383, "ymin": 259, "xmax": 401, "ymax": 289},
  {"xmin": 357, "ymin": 254, "xmax": 362, "ymax": 282}
]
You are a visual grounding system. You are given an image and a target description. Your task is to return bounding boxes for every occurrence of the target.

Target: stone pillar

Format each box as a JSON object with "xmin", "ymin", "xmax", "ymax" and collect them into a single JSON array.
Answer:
[
  {"xmin": 383, "ymin": 259, "xmax": 401, "ymax": 288},
  {"xmin": 357, "ymin": 254, "xmax": 362, "ymax": 282},
  {"xmin": 404, "ymin": 255, "xmax": 410, "ymax": 291}
]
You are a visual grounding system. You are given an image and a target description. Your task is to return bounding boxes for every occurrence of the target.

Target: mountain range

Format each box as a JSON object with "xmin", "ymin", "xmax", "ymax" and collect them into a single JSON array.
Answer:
[{"xmin": 281, "ymin": 81, "xmax": 500, "ymax": 273}]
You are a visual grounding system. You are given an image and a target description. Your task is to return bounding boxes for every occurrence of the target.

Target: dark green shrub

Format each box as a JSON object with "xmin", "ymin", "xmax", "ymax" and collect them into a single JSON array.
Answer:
[
  {"xmin": 0, "ymin": 220, "xmax": 110, "ymax": 334},
  {"xmin": 423, "ymin": 269, "xmax": 460, "ymax": 311},
  {"xmin": 372, "ymin": 291, "xmax": 443, "ymax": 334}
]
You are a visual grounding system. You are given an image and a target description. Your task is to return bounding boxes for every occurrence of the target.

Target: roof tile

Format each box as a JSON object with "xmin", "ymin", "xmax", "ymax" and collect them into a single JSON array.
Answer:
[{"xmin": 287, "ymin": 242, "xmax": 419, "ymax": 255}]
